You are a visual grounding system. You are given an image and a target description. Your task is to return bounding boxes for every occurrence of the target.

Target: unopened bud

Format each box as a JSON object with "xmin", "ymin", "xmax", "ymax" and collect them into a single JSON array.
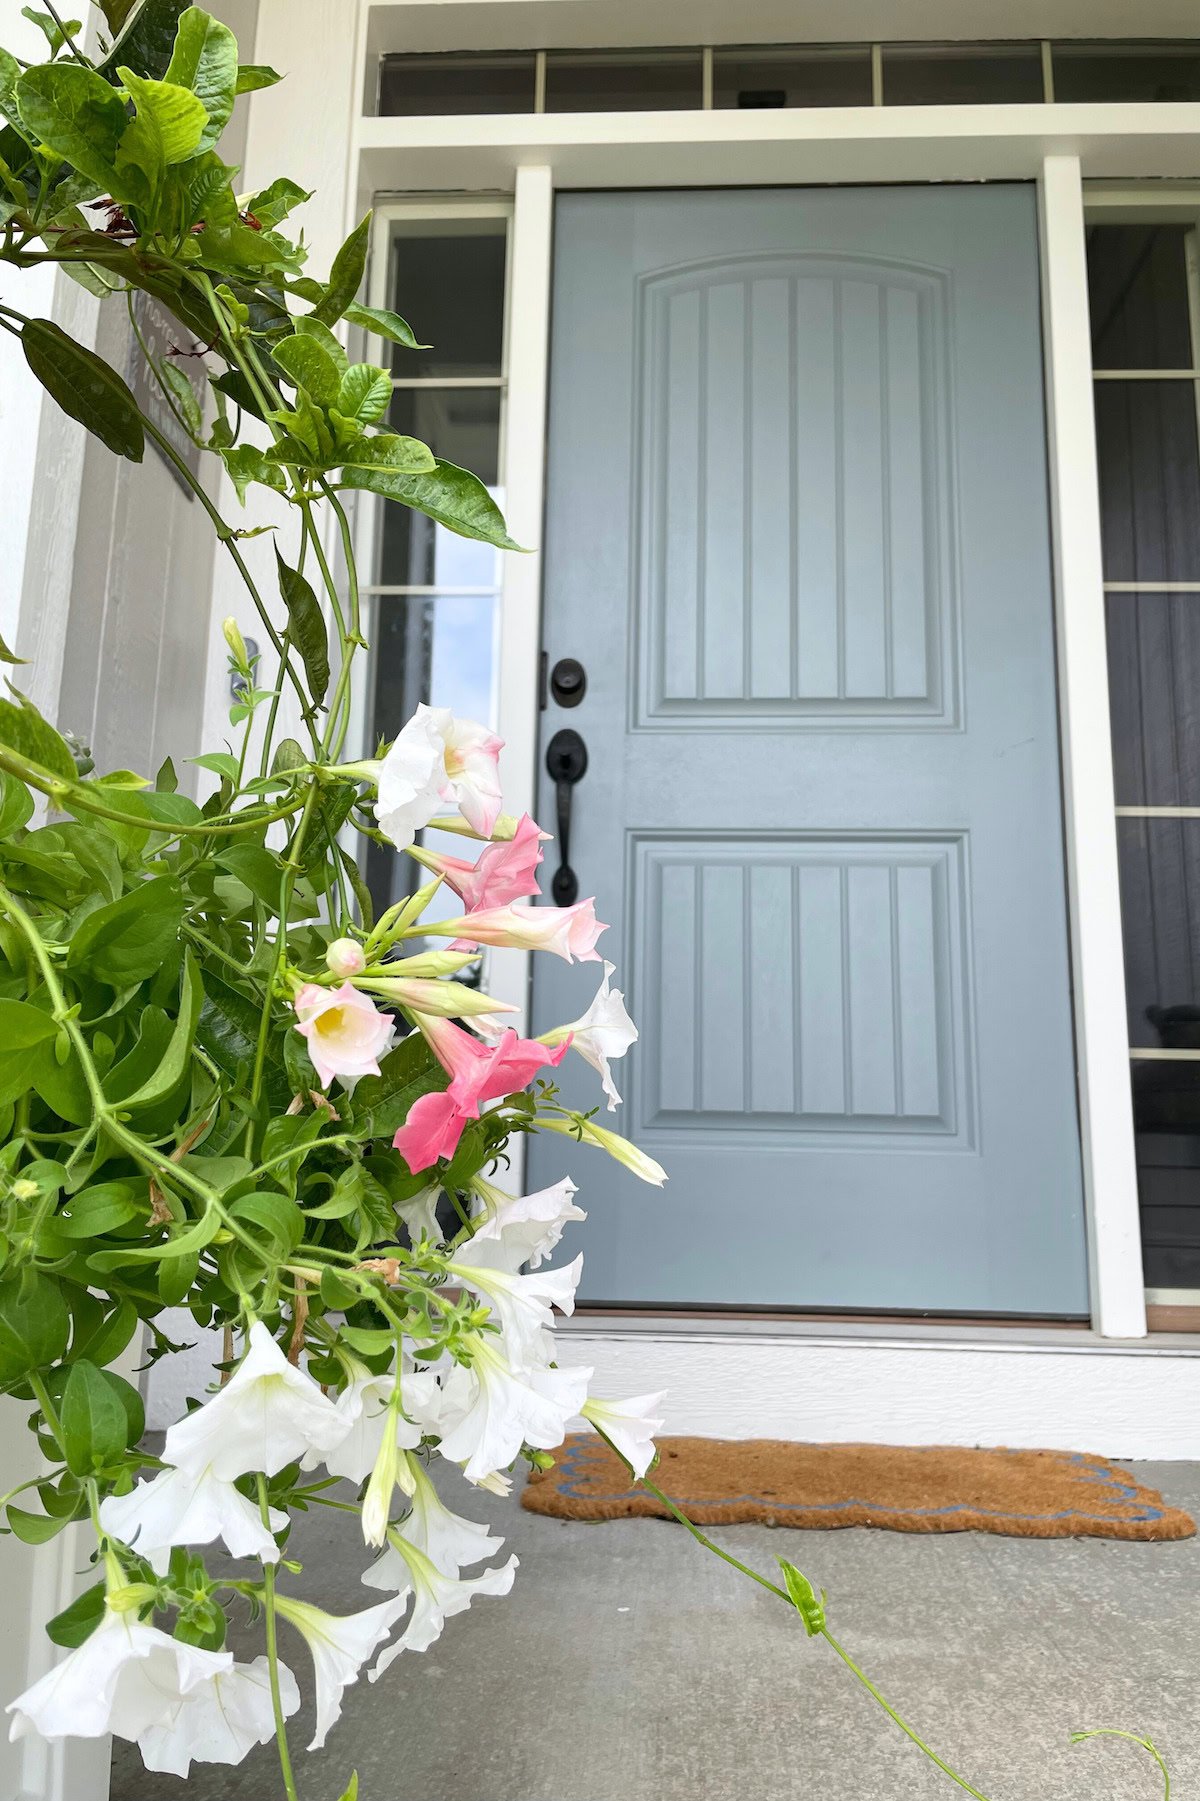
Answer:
[
  {"xmin": 222, "ymin": 617, "xmax": 248, "ymax": 666},
  {"xmin": 10, "ymin": 1179, "xmax": 39, "ymax": 1201},
  {"xmin": 325, "ymin": 937, "xmax": 366, "ymax": 978}
]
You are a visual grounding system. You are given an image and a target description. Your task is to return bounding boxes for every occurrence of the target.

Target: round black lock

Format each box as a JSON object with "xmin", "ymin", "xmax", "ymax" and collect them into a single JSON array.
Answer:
[{"xmin": 550, "ymin": 657, "xmax": 587, "ymax": 708}]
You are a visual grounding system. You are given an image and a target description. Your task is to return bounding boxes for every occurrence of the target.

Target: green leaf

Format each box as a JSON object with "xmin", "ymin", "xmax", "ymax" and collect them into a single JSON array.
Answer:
[
  {"xmin": 214, "ymin": 842, "xmax": 284, "ymax": 908},
  {"xmin": 336, "ymin": 1775, "xmax": 359, "ymax": 1801},
  {"xmin": 312, "ymin": 212, "xmax": 371, "ymax": 327},
  {"xmin": 0, "ymin": 632, "xmax": 27, "ymax": 666},
  {"xmin": 333, "ymin": 433, "xmax": 436, "ymax": 476},
  {"xmin": 21, "ymin": 8, "xmax": 83, "ymax": 56},
  {"xmin": 350, "ymin": 1034, "xmax": 448, "ymax": 1142},
  {"xmin": 228, "ymin": 1190, "xmax": 304, "ymax": 1256},
  {"xmin": 98, "ymin": 0, "xmax": 140, "ymax": 32},
  {"xmin": 189, "ymin": 750, "xmax": 238, "ymax": 782},
  {"xmin": 245, "ymin": 175, "xmax": 309, "ymax": 227},
  {"xmin": 67, "ymin": 875, "xmax": 184, "ymax": 986},
  {"xmin": 119, "ymin": 950, "xmax": 203, "ymax": 1112},
  {"xmin": 164, "ymin": 7, "xmax": 236, "ymax": 152},
  {"xmin": 45, "ymin": 1580, "xmax": 105, "ymax": 1649},
  {"xmin": 157, "ymin": 1247, "xmax": 198, "ymax": 1305},
  {"xmin": 335, "ymin": 364, "xmax": 391, "ymax": 427},
  {"xmin": 272, "ymin": 333, "xmax": 341, "ymax": 410},
  {"xmin": 72, "ymin": 1297, "xmax": 139, "ymax": 1368},
  {"xmin": 22, "ymin": 319, "xmax": 144, "ymax": 463},
  {"xmin": 98, "ymin": 0, "xmax": 193, "ymax": 85},
  {"xmin": 61, "ymin": 1359, "xmax": 132, "ymax": 1475},
  {"xmin": 118, "ymin": 65, "xmax": 207, "ymax": 167},
  {"xmin": 275, "ymin": 550, "xmax": 330, "ymax": 704},
  {"xmin": 778, "ymin": 1561, "xmax": 826, "ymax": 1636},
  {"xmin": 0, "ymin": 1001, "xmax": 58, "ymax": 1106},
  {"xmin": 15, "ymin": 63, "xmax": 125, "ymax": 192},
  {"xmin": 87, "ymin": 1204, "xmax": 219, "ymax": 1269},
  {"xmin": 160, "ymin": 358, "xmax": 202, "ymax": 438},
  {"xmin": 341, "ymin": 458, "xmax": 519, "ymax": 550},
  {"xmin": 0, "ymin": 1273, "xmax": 70, "ymax": 1384},
  {"xmin": 293, "ymin": 315, "xmax": 349, "ymax": 376},
  {"xmin": 0, "ymin": 769, "xmax": 34, "ymax": 837},
  {"xmin": 52, "ymin": 1180, "xmax": 143, "ymax": 1237},
  {"xmin": 8, "ymin": 1504, "xmax": 76, "ymax": 1543},
  {"xmin": 235, "ymin": 63, "xmax": 281, "ymax": 95},
  {"xmin": 220, "ymin": 443, "xmax": 286, "ymax": 505},
  {"xmin": 344, "ymin": 302, "xmax": 428, "ymax": 351}
]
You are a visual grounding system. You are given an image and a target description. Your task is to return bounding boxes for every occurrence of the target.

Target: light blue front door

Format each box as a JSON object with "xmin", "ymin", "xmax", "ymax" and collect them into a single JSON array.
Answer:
[{"xmin": 527, "ymin": 186, "xmax": 1088, "ymax": 1316}]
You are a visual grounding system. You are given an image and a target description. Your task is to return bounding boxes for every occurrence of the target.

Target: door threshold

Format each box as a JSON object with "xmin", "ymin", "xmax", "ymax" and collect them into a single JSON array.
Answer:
[{"xmin": 573, "ymin": 1305, "xmax": 1088, "ymax": 1330}]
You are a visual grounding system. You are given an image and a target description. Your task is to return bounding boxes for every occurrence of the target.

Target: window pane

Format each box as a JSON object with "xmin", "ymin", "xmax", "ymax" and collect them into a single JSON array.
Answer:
[
  {"xmin": 1095, "ymin": 381, "xmax": 1200, "ymax": 581},
  {"xmin": 378, "ymin": 51, "xmax": 535, "ymax": 116},
  {"xmin": 543, "ymin": 48, "xmax": 702, "ymax": 112},
  {"xmin": 1087, "ymin": 224, "xmax": 1193, "ymax": 370},
  {"xmin": 712, "ymin": 45, "xmax": 872, "ymax": 109},
  {"xmin": 388, "ymin": 219, "xmax": 507, "ymax": 379},
  {"xmin": 379, "ymin": 388, "xmax": 503, "ymax": 588},
  {"xmin": 1107, "ymin": 592, "xmax": 1200, "ymax": 807},
  {"xmin": 1133, "ymin": 1056, "xmax": 1200, "ymax": 1287},
  {"xmin": 882, "ymin": 42, "xmax": 1043, "ymax": 104},
  {"xmin": 1118, "ymin": 818, "xmax": 1200, "ymax": 1045},
  {"xmin": 1053, "ymin": 41, "xmax": 1200, "ymax": 103}
]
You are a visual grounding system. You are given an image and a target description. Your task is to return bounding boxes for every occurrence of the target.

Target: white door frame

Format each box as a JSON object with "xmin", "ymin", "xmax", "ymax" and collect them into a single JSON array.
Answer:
[{"xmin": 226, "ymin": 3, "xmax": 1200, "ymax": 1454}]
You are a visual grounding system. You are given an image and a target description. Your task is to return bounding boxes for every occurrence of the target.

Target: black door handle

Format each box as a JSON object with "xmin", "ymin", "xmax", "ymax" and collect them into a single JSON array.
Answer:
[{"xmin": 545, "ymin": 728, "xmax": 587, "ymax": 906}]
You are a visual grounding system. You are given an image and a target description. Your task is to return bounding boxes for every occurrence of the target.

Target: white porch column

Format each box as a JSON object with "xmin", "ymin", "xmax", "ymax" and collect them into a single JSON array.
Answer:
[{"xmin": 1038, "ymin": 153, "xmax": 1145, "ymax": 1338}]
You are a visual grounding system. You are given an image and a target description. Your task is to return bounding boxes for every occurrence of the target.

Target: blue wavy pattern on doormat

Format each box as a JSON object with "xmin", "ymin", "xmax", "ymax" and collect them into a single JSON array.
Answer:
[{"xmin": 549, "ymin": 1440, "xmax": 1166, "ymax": 1525}]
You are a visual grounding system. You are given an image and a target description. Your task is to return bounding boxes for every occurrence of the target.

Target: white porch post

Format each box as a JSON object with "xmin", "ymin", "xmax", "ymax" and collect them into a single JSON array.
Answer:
[
  {"xmin": 489, "ymin": 164, "xmax": 555, "ymax": 1041},
  {"xmin": 1038, "ymin": 153, "xmax": 1145, "ymax": 1339}
]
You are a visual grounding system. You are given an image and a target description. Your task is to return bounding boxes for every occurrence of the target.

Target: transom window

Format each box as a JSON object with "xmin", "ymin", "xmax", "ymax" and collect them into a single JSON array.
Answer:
[{"xmin": 374, "ymin": 40, "xmax": 1200, "ymax": 116}]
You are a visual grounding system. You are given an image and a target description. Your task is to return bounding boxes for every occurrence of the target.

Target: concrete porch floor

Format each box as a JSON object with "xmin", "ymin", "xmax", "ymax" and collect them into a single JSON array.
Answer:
[{"xmin": 110, "ymin": 1460, "xmax": 1200, "ymax": 1801}]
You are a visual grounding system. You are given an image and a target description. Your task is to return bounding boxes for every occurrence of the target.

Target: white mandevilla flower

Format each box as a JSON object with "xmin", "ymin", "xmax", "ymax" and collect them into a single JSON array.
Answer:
[
  {"xmin": 369, "ymin": 705, "xmax": 449, "ymax": 850},
  {"xmin": 365, "ymin": 1533, "xmax": 518, "ymax": 1676},
  {"xmin": 274, "ymin": 1594, "xmax": 408, "ymax": 1751},
  {"xmin": 582, "ymin": 1392, "xmax": 667, "ymax": 1481},
  {"xmin": 99, "ymin": 1462, "xmax": 287, "ymax": 1573},
  {"xmin": 303, "ymin": 1368, "xmax": 426, "ymax": 1486},
  {"xmin": 164, "ymin": 1320, "xmax": 345, "ymax": 1481},
  {"xmin": 435, "ymin": 1336, "xmax": 591, "ymax": 1483},
  {"xmin": 293, "ymin": 981, "xmax": 395, "ymax": 1091},
  {"xmin": 446, "ymin": 1240, "xmax": 583, "ymax": 1365},
  {"xmin": 325, "ymin": 936, "xmax": 367, "ymax": 978},
  {"xmin": 136, "ymin": 1656, "xmax": 299, "ymax": 1778},
  {"xmin": 541, "ymin": 960, "xmax": 638, "ymax": 1110},
  {"xmin": 6, "ymin": 1607, "xmax": 232, "ymax": 1748},
  {"xmin": 469, "ymin": 1176, "xmax": 586, "ymax": 1270},
  {"xmin": 363, "ymin": 1456, "xmax": 505, "ymax": 1577}
]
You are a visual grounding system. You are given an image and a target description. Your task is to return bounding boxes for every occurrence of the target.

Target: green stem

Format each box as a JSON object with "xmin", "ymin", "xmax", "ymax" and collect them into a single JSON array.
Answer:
[
  {"xmin": 638, "ymin": 1477, "xmax": 790, "ymax": 1602},
  {"xmin": 0, "ymin": 742, "xmax": 304, "ymax": 839},
  {"xmin": 41, "ymin": 2, "xmax": 91, "ymax": 66},
  {"xmin": 256, "ymin": 1474, "xmax": 301, "ymax": 1801},
  {"xmin": 27, "ymin": 1369, "xmax": 67, "ymax": 1463}
]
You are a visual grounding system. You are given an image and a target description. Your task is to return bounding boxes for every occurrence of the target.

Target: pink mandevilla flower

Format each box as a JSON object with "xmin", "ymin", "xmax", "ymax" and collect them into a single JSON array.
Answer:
[
  {"xmin": 293, "ymin": 982, "xmax": 395, "ymax": 1090},
  {"xmin": 430, "ymin": 898, "xmax": 606, "ymax": 964},
  {"xmin": 393, "ymin": 1015, "xmax": 569, "ymax": 1173},
  {"xmin": 435, "ymin": 707, "xmax": 505, "ymax": 838},
  {"xmin": 417, "ymin": 813, "xmax": 546, "ymax": 912}
]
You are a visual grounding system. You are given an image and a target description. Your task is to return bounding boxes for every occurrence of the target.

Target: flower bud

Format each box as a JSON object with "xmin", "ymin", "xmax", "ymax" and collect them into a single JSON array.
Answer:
[
  {"xmin": 222, "ymin": 617, "xmax": 248, "ymax": 666},
  {"xmin": 325, "ymin": 937, "xmax": 367, "ymax": 979}
]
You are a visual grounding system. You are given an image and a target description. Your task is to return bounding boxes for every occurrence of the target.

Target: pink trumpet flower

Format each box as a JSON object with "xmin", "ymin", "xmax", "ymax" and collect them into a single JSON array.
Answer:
[
  {"xmin": 425, "ymin": 898, "xmax": 606, "ymax": 964},
  {"xmin": 413, "ymin": 813, "xmax": 546, "ymax": 912},
  {"xmin": 393, "ymin": 1016, "xmax": 570, "ymax": 1173}
]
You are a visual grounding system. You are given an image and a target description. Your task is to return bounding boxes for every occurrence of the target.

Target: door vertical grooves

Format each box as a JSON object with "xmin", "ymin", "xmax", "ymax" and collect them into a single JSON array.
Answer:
[
  {"xmin": 839, "ymin": 862, "xmax": 853, "ymax": 1114},
  {"xmin": 791, "ymin": 861, "xmax": 803, "ymax": 1113},
  {"xmin": 742, "ymin": 861, "xmax": 753, "ymax": 1109},
  {"xmin": 880, "ymin": 285, "xmax": 895, "ymax": 701},
  {"xmin": 695, "ymin": 286, "xmax": 709, "ymax": 702},
  {"xmin": 889, "ymin": 862, "xmax": 904, "ymax": 1117},
  {"xmin": 833, "ymin": 279, "xmax": 846, "ymax": 701},
  {"xmin": 742, "ymin": 284, "xmax": 753, "ymax": 701},
  {"xmin": 693, "ymin": 860, "xmax": 704, "ymax": 1114},
  {"xmin": 788, "ymin": 276, "xmax": 799, "ymax": 703}
]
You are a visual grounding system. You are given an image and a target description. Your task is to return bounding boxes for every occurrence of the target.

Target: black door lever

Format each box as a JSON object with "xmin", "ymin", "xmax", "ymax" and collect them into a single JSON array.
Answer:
[{"xmin": 545, "ymin": 728, "xmax": 588, "ymax": 906}]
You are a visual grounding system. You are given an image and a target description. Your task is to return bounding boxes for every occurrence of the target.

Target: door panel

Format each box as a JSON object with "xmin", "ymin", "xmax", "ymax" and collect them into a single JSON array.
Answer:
[{"xmin": 528, "ymin": 186, "xmax": 1088, "ymax": 1316}]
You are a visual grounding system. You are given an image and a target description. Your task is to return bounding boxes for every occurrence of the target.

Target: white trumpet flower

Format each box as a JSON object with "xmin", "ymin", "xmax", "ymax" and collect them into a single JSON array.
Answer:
[
  {"xmin": 469, "ymin": 1176, "xmax": 586, "ymax": 1270},
  {"xmin": 363, "ymin": 1458, "xmax": 505, "ymax": 1578},
  {"xmin": 582, "ymin": 1392, "xmax": 667, "ymax": 1481},
  {"xmin": 436, "ymin": 1337, "xmax": 591, "ymax": 1483},
  {"xmin": 164, "ymin": 1321, "xmax": 345, "ymax": 1482},
  {"xmin": 366, "ymin": 1534, "xmax": 517, "ymax": 1675},
  {"xmin": 136, "ymin": 1656, "xmax": 299, "ymax": 1778},
  {"xmin": 99, "ymin": 1463, "xmax": 287, "ymax": 1573},
  {"xmin": 446, "ymin": 1240, "xmax": 583, "ymax": 1366},
  {"xmin": 274, "ymin": 1595, "xmax": 408, "ymax": 1751}
]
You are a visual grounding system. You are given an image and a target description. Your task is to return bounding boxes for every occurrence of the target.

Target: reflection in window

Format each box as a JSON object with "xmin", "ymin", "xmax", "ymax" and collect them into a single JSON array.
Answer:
[
  {"xmin": 1107, "ymin": 592, "xmax": 1200, "ymax": 808},
  {"xmin": 1087, "ymin": 225, "xmax": 1193, "ymax": 370},
  {"xmin": 1094, "ymin": 382, "xmax": 1200, "ymax": 583},
  {"xmin": 882, "ymin": 42, "xmax": 1043, "ymax": 104},
  {"xmin": 1054, "ymin": 41, "xmax": 1200, "ymax": 103},
  {"xmin": 362, "ymin": 209, "xmax": 510, "ymax": 916},
  {"xmin": 543, "ymin": 48, "xmax": 703, "ymax": 111},
  {"xmin": 712, "ymin": 45, "xmax": 872, "ymax": 108},
  {"xmin": 377, "ymin": 51, "xmax": 536, "ymax": 116}
]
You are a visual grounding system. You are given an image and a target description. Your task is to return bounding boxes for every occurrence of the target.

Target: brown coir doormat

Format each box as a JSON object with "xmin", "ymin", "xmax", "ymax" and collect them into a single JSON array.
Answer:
[{"xmin": 522, "ymin": 1437, "xmax": 1195, "ymax": 1541}]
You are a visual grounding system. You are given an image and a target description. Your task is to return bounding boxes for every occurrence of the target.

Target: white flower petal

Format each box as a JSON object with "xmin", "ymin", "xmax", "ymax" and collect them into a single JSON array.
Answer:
[
  {"xmin": 469, "ymin": 1177, "xmax": 586, "ymax": 1271},
  {"xmin": 164, "ymin": 1322, "xmax": 345, "ymax": 1482},
  {"xmin": 136, "ymin": 1656, "xmax": 298, "ymax": 1777},
  {"xmin": 582, "ymin": 1392, "xmax": 667, "ymax": 1481},
  {"xmin": 100, "ymin": 1464, "xmax": 286, "ymax": 1571},
  {"xmin": 276, "ymin": 1597, "xmax": 408, "ymax": 1751}
]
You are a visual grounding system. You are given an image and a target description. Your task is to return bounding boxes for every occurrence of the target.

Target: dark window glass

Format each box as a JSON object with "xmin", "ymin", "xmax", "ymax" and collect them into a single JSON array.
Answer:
[
  {"xmin": 1053, "ymin": 41, "xmax": 1200, "ymax": 103},
  {"xmin": 1087, "ymin": 224, "xmax": 1193, "ymax": 369},
  {"xmin": 387, "ymin": 221, "xmax": 507, "ymax": 379},
  {"xmin": 1107, "ymin": 593, "xmax": 1200, "ymax": 808},
  {"xmin": 378, "ymin": 51, "xmax": 536, "ymax": 116},
  {"xmin": 1132, "ymin": 1056, "xmax": 1200, "ymax": 1287},
  {"xmin": 1118, "ymin": 818, "xmax": 1200, "ymax": 1045},
  {"xmin": 882, "ymin": 42, "xmax": 1044, "ymax": 104},
  {"xmin": 1095, "ymin": 381, "xmax": 1200, "ymax": 581},
  {"xmin": 543, "ymin": 48, "xmax": 702, "ymax": 112},
  {"xmin": 712, "ymin": 45, "xmax": 872, "ymax": 109},
  {"xmin": 380, "ymin": 389, "xmax": 503, "ymax": 588}
]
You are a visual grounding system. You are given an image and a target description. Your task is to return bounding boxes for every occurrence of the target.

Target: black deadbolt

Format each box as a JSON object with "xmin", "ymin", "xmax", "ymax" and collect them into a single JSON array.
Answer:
[{"xmin": 550, "ymin": 657, "xmax": 587, "ymax": 708}]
